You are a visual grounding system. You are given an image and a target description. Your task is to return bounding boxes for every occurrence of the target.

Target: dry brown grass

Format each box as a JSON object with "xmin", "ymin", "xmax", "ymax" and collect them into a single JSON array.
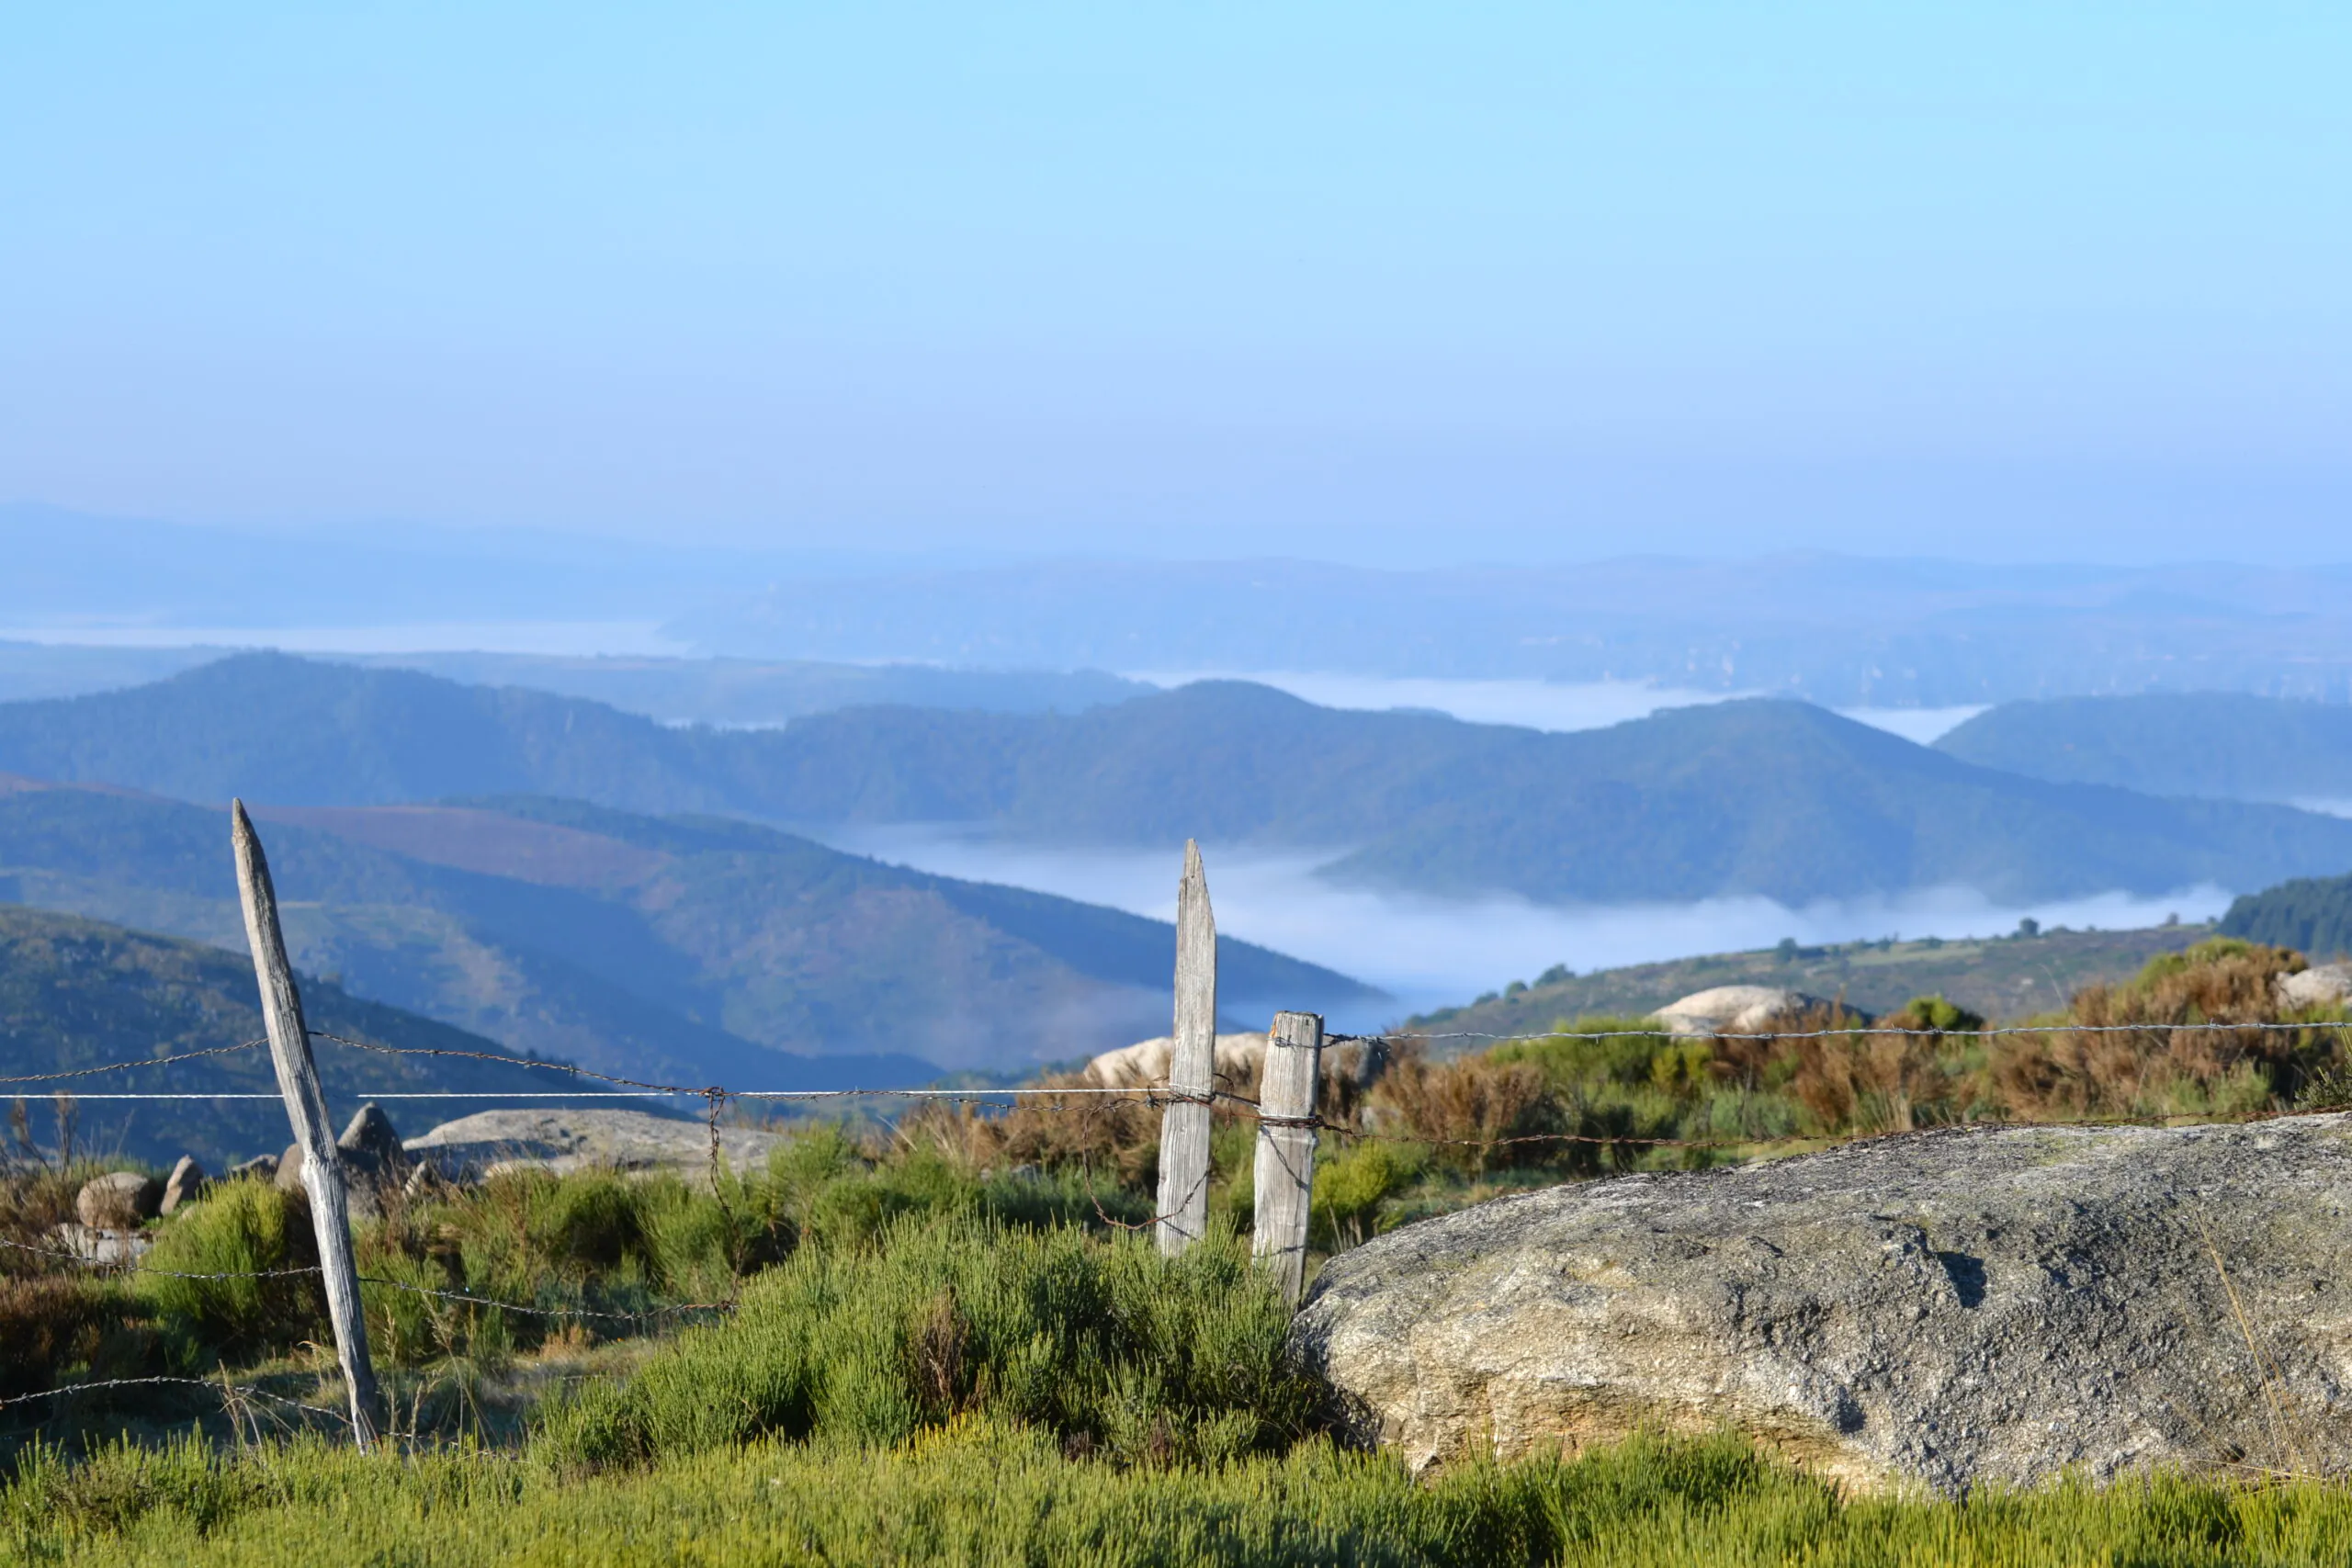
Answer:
[
  {"xmin": 1991, "ymin": 940, "xmax": 2322, "ymax": 1120},
  {"xmin": 1365, "ymin": 1046, "xmax": 1554, "ymax": 1178},
  {"xmin": 1780, "ymin": 1000, "xmax": 1975, "ymax": 1135}
]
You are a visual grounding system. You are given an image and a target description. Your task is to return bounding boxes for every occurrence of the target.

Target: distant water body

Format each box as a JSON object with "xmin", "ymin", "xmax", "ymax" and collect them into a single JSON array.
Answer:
[
  {"xmin": 820, "ymin": 825, "xmax": 2228, "ymax": 1030},
  {"xmin": 1127, "ymin": 671, "xmax": 1985, "ymax": 745}
]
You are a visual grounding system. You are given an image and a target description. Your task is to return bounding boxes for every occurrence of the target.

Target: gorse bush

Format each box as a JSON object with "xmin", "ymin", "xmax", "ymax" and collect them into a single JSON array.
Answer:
[
  {"xmin": 532, "ymin": 1216, "xmax": 1324, "ymax": 1472},
  {"xmin": 134, "ymin": 1176, "xmax": 324, "ymax": 1365}
]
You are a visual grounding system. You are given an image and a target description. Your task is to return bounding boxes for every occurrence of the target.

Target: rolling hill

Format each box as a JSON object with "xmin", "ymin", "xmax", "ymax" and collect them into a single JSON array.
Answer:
[
  {"xmin": 1401, "ymin": 922, "xmax": 2216, "ymax": 1043},
  {"xmin": 1936, "ymin": 694, "xmax": 2352, "ymax": 807},
  {"xmin": 0, "ymin": 776, "xmax": 1373, "ymax": 1079},
  {"xmin": 0, "ymin": 905, "xmax": 563, "ymax": 1168},
  {"xmin": 6, "ymin": 656, "xmax": 2352, "ymax": 906}
]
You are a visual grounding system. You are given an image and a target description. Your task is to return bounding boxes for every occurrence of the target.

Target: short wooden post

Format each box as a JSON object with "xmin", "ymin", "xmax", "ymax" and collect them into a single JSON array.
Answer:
[
  {"xmin": 1251, "ymin": 1010, "xmax": 1322, "ymax": 1305},
  {"xmin": 1157, "ymin": 840, "xmax": 1216, "ymax": 1256},
  {"xmin": 232, "ymin": 800, "xmax": 383, "ymax": 1450}
]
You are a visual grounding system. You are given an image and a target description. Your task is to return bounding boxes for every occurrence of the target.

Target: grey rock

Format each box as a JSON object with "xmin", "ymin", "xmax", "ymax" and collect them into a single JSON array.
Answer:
[
  {"xmin": 75, "ymin": 1170, "xmax": 164, "ymax": 1231},
  {"xmin": 337, "ymin": 1101, "xmax": 411, "ymax": 1189},
  {"xmin": 404, "ymin": 1108, "xmax": 786, "ymax": 1186},
  {"xmin": 159, "ymin": 1156, "xmax": 209, "ymax": 1214},
  {"xmin": 50, "ymin": 1221, "xmax": 152, "ymax": 1264},
  {"xmin": 2278, "ymin": 963, "xmax": 2352, "ymax": 1013},
  {"xmin": 227, "ymin": 1153, "xmax": 278, "ymax": 1181},
  {"xmin": 1293, "ymin": 1114, "xmax": 2352, "ymax": 1496},
  {"xmin": 1655, "ymin": 985, "xmax": 1856, "ymax": 1038},
  {"xmin": 275, "ymin": 1143, "xmax": 307, "ymax": 1193}
]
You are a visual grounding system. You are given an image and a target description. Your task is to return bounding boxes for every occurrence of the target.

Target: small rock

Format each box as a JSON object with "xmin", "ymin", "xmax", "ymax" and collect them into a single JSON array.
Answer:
[
  {"xmin": 402, "ymin": 1161, "xmax": 451, "ymax": 1201},
  {"xmin": 159, "ymin": 1156, "xmax": 209, "ymax": 1214},
  {"xmin": 275, "ymin": 1143, "xmax": 307, "ymax": 1192},
  {"xmin": 2278, "ymin": 963, "xmax": 2352, "ymax": 1013},
  {"xmin": 227, "ymin": 1153, "xmax": 278, "ymax": 1181},
  {"xmin": 76, "ymin": 1170, "xmax": 164, "ymax": 1231}
]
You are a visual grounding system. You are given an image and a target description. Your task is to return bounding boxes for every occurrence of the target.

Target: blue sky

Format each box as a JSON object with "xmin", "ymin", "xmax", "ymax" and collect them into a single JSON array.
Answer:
[{"xmin": 5, "ymin": 3, "xmax": 2346, "ymax": 565}]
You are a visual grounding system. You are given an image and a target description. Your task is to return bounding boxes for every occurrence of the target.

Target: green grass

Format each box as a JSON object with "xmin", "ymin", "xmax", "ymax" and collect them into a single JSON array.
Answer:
[{"xmin": 15, "ymin": 1424, "xmax": 2352, "ymax": 1566}]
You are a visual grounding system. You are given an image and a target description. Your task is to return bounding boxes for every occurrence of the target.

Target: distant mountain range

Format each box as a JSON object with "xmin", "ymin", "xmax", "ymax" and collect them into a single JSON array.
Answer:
[
  {"xmin": 10, "ymin": 509, "xmax": 2352, "ymax": 706},
  {"xmin": 1936, "ymin": 694, "xmax": 2352, "ymax": 807},
  {"xmin": 4, "ymin": 656, "xmax": 2350, "ymax": 910},
  {"xmin": 0, "ymin": 905, "xmax": 558, "ymax": 1168},
  {"xmin": 0, "ymin": 773, "xmax": 1370, "ymax": 1080},
  {"xmin": 0, "ymin": 641, "xmax": 1145, "ymax": 722},
  {"xmin": 674, "ymin": 556, "xmax": 2352, "ymax": 705}
]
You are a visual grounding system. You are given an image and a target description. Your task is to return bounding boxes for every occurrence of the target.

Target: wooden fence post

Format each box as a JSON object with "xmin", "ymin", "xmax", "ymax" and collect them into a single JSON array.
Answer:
[
  {"xmin": 232, "ymin": 801, "xmax": 383, "ymax": 1450},
  {"xmin": 1251, "ymin": 1010, "xmax": 1322, "ymax": 1305},
  {"xmin": 1157, "ymin": 840, "xmax": 1216, "ymax": 1256}
]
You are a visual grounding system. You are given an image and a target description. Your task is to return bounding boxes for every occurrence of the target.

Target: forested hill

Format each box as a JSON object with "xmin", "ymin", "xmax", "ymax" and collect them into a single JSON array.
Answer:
[
  {"xmin": 1937, "ymin": 694, "xmax": 2352, "ymax": 804},
  {"xmin": 2220, "ymin": 872, "xmax": 2352, "ymax": 962},
  {"xmin": 7, "ymin": 655, "xmax": 2352, "ymax": 906},
  {"xmin": 0, "ymin": 906, "xmax": 560, "ymax": 1167}
]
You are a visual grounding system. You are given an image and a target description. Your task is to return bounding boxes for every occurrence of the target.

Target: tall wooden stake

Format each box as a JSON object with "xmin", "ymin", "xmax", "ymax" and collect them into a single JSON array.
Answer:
[
  {"xmin": 1251, "ymin": 1010, "xmax": 1323, "ymax": 1305},
  {"xmin": 232, "ymin": 800, "xmax": 382, "ymax": 1450},
  {"xmin": 1156, "ymin": 840, "xmax": 1216, "ymax": 1256}
]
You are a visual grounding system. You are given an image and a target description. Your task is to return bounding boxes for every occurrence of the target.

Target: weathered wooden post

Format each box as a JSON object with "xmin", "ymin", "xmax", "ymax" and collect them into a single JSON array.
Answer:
[
  {"xmin": 1156, "ymin": 840, "xmax": 1217, "ymax": 1256},
  {"xmin": 1251, "ymin": 1010, "xmax": 1322, "ymax": 1305},
  {"xmin": 232, "ymin": 800, "xmax": 383, "ymax": 1450}
]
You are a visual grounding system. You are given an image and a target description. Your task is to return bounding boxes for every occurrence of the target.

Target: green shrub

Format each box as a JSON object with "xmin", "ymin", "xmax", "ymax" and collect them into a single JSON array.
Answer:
[
  {"xmin": 531, "ymin": 1216, "xmax": 1322, "ymax": 1472},
  {"xmin": 134, "ymin": 1179, "xmax": 323, "ymax": 1365},
  {"xmin": 1310, "ymin": 1140, "xmax": 1420, "ymax": 1251}
]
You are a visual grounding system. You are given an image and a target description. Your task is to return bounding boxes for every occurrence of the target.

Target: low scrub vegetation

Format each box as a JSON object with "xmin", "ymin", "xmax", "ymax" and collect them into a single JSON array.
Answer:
[{"xmin": 17, "ymin": 1420, "xmax": 2352, "ymax": 1565}]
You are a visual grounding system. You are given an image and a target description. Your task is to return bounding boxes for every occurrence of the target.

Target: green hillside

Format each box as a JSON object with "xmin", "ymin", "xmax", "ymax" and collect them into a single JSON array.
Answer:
[
  {"xmin": 0, "ymin": 780, "xmax": 1373, "ymax": 1081},
  {"xmin": 0, "ymin": 905, "xmax": 560, "ymax": 1167},
  {"xmin": 1937, "ymin": 693, "xmax": 2352, "ymax": 803},
  {"xmin": 1403, "ymin": 920, "xmax": 2217, "ymax": 1041},
  {"xmin": 9, "ymin": 657, "xmax": 2352, "ymax": 905},
  {"xmin": 2220, "ymin": 872, "xmax": 2352, "ymax": 960}
]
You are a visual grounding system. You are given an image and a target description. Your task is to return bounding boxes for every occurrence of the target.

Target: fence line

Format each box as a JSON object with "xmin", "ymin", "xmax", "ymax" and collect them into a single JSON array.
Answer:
[
  {"xmin": 10, "ymin": 809, "xmax": 2352, "ymax": 1450},
  {"xmin": 11, "ymin": 1019, "xmax": 2350, "ymax": 1095}
]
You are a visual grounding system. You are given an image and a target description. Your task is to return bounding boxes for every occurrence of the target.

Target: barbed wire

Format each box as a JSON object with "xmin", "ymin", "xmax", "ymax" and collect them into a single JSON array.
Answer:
[
  {"xmin": 0, "ymin": 1374, "xmax": 345, "ymax": 1423},
  {"xmin": 2, "ymin": 1232, "xmax": 738, "ymax": 1323},
  {"xmin": 0, "ymin": 1038, "xmax": 269, "ymax": 1086},
  {"xmin": 6, "ymin": 1019, "xmax": 2346, "ymax": 1098},
  {"xmin": 1379, "ymin": 1019, "xmax": 2352, "ymax": 1044}
]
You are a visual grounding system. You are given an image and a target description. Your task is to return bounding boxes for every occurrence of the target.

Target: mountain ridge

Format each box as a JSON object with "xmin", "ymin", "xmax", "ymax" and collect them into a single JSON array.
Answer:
[{"xmin": 5, "ymin": 656, "xmax": 2351, "ymax": 907}]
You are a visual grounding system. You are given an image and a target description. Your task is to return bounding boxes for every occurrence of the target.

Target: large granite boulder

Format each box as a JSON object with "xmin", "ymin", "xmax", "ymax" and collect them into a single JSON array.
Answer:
[
  {"xmin": 403, "ymin": 1108, "xmax": 787, "ymax": 1185},
  {"xmin": 1293, "ymin": 1115, "xmax": 2352, "ymax": 1495}
]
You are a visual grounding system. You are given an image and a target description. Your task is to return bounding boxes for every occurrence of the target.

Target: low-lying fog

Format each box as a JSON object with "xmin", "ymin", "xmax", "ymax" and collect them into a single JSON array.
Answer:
[{"xmin": 821, "ymin": 824, "xmax": 2231, "ymax": 1031}]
